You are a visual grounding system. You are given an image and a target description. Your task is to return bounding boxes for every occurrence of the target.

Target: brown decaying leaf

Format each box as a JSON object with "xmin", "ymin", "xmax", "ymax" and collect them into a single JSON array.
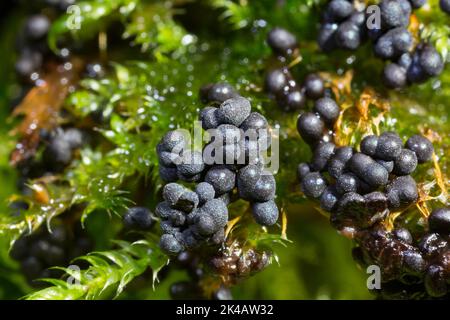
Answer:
[
  {"xmin": 9, "ymin": 59, "xmax": 83, "ymax": 165},
  {"xmin": 29, "ymin": 183, "xmax": 50, "ymax": 205}
]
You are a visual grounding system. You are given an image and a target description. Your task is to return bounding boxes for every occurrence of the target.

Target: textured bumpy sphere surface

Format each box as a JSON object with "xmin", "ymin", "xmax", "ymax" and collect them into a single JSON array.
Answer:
[
  {"xmin": 375, "ymin": 132, "xmax": 403, "ymax": 160},
  {"xmin": 360, "ymin": 135, "xmax": 378, "ymax": 157},
  {"xmin": 398, "ymin": 53, "xmax": 413, "ymax": 69},
  {"xmin": 348, "ymin": 153, "xmax": 389, "ymax": 187},
  {"xmin": 407, "ymin": 55, "xmax": 427, "ymax": 83},
  {"xmin": 328, "ymin": 146, "xmax": 354, "ymax": 178},
  {"xmin": 163, "ymin": 183, "xmax": 186, "ymax": 206},
  {"xmin": 304, "ymin": 74, "xmax": 325, "ymax": 100},
  {"xmin": 393, "ymin": 148, "xmax": 418, "ymax": 175},
  {"xmin": 313, "ymin": 98, "xmax": 340, "ymax": 124},
  {"xmin": 336, "ymin": 173, "xmax": 360, "ymax": 195},
  {"xmin": 159, "ymin": 130, "xmax": 186, "ymax": 153},
  {"xmin": 376, "ymin": 159, "xmax": 394, "ymax": 173},
  {"xmin": 266, "ymin": 27, "xmax": 297, "ymax": 55},
  {"xmin": 207, "ymin": 83, "xmax": 238, "ymax": 103},
  {"xmin": 419, "ymin": 45, "xmax": 444, "ymax": 77},
  {"xmin": 217, "ymin": 97, "xmax": 251, "ymax": 127},
  {"xmin": 160, "ymin": 234, "xmax": 183, "ymax": 255},
  {"xmin": 251, "ymin": 174, "xmax": 276, "ymax": 202},
  {"xmin": 265, "ymin": 69, "xmax": 289, "ymax": 93},
  {"xmin": 320, "ymin": 186, "xmax": 339, "ymax": 211},
  {"xmin": 380, "ymin": 0, "xmax": 410, "ymax": 28},
  {"xmin": 318, "ymin": 23, "xmax": 338, "ymax": 52},
  {"xmin": 393, "ymin": 228, "xmax": 413, "ymax": 244},
  {"xmin": 348, "ymin": 11, "xmax": 365, "ymax": 26},
  {"xmin": 313, "ymin": 0, "xmax": 442, "ymax": 90},
  {"xmin": 297, "ymin": 163, "xmax": 311, "ymax": 180},
  {"xmin": 195, "ymin": 182, "xmax": 215, "ymax": 204},
  {"xmin": 327, "ymin": 159, "xmax": 346, "ymax": 179},
  {"xmin": 196, "ymin": 214, "xmax": 219, "ymax": 236},
  {"xmin": 428, "ymin": 207, "xmax": 450, "ymax": 234},
  {"xmin": 177, "ymin": 150, "xmax": 205, "ymax": 177},
  {"xmin": 374, "ymin": 34, "xmax": 395, "ymax": 60},
  {"xmin": 123, "ymin": 207, "xmax": 155, "ymax": 231},
  {"xmin": 281, "ymin": 90, "xmax": 306, "ymax": 111},
  {"xmin": 311, "ymin": 142, "xmax": 336, "ymax": 171},
  {"xmin": 156, "ymin": 202, "xmax": 179, "ymax": 220},
  {"xmin": 200, "ymin": 107, "xmax": 220, "ymax": 130},
  {"xmin": 237, "ymin": 164, "xmax": 261, "ymax": 189},
  {"xmin": 405, "ymin": 134, "xmax": 434, "ymax": 163},
  {"xmin": 383, "ymin": 63, "xmax": 407, "ymax": 88},
  {"xmin": 386, "ymin": 175, "xmax": 418, "ymax": 209},
  {"xmin": 336, "ymin": 21, "xmax": 361, "ymax": 50},
  {"xmin": 205, "ymin": 167, "xmax": 236, "ymax": 195},
  {"xmin": 391, "ymin": 27, "xmax": 413, "ymax": 53},
  {"xmin": 202, "ymin": 199, "xmax": 228, "ymax": 227},
  {"xmin": 240, "ymin": 112, "xmax": 268, "ymax": 131},
  {"xmin": 301, "ymin": 172, "xmax": 327, "ymax": 198},
  {"xmin": 297, "ymin": 112, "xmax": 325, "ymax": 144},
  {"xmin": 251, "ymin": 200, "xmax": 279, "ymax": 226},
  {"xmin": 327, "ymin": 0, "xmax": 353, "ymax": 21}
]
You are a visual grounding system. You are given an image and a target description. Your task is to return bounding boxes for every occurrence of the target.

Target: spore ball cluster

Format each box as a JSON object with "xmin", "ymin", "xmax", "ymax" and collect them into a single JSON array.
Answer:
[
  {"xmin": 42, "ymin": 128, "xmax": 85, "ymax": 171},
  {"xmin": 354, "ymin": 207, "xmax": 450, "ymax": 299},
  {"xmin": 14, "ymin": 0, "xmax": 77, "ymax": 85},
  {"xmin": 10, "ymin": 222, "xmax": 93, "ymax": 286},
  {"xmin": 298, "ymin": 131, "xmax": 433, "ymax": 229},
  {"xmin": 296, "ymin": 95, "xmax": 450, "ymax": 297},
  {"xmin": 15, "ymin": 13, "xmax": 51, "ymax": 83},
  {"xmin": 156, "ymin": 86, "xmax": 279, "ymax": 255},
  {"xmin": 266, "ymin": 27, "xmax": 298, "ymax": 58},
  {"xmin": 157, "ymin": 183, "xmax": 228, "ymax": 255},
  {"xmin": 209, "ymin": 241, "xmax": 271, "ymax": 285},
  {"xmin": 265, "ymin": 28, "xmax": 327, "ymax": 112},
  {"xmin": 122, "ymin": 206, "xmax": 234, "ymax": 299},
  {"xmin": 123, "ymin": 207, "xmax": 157, "ymax": 231},
  {"xmin": 318, "ymin": 0, "xmax": 445, "ymax": 88}
]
